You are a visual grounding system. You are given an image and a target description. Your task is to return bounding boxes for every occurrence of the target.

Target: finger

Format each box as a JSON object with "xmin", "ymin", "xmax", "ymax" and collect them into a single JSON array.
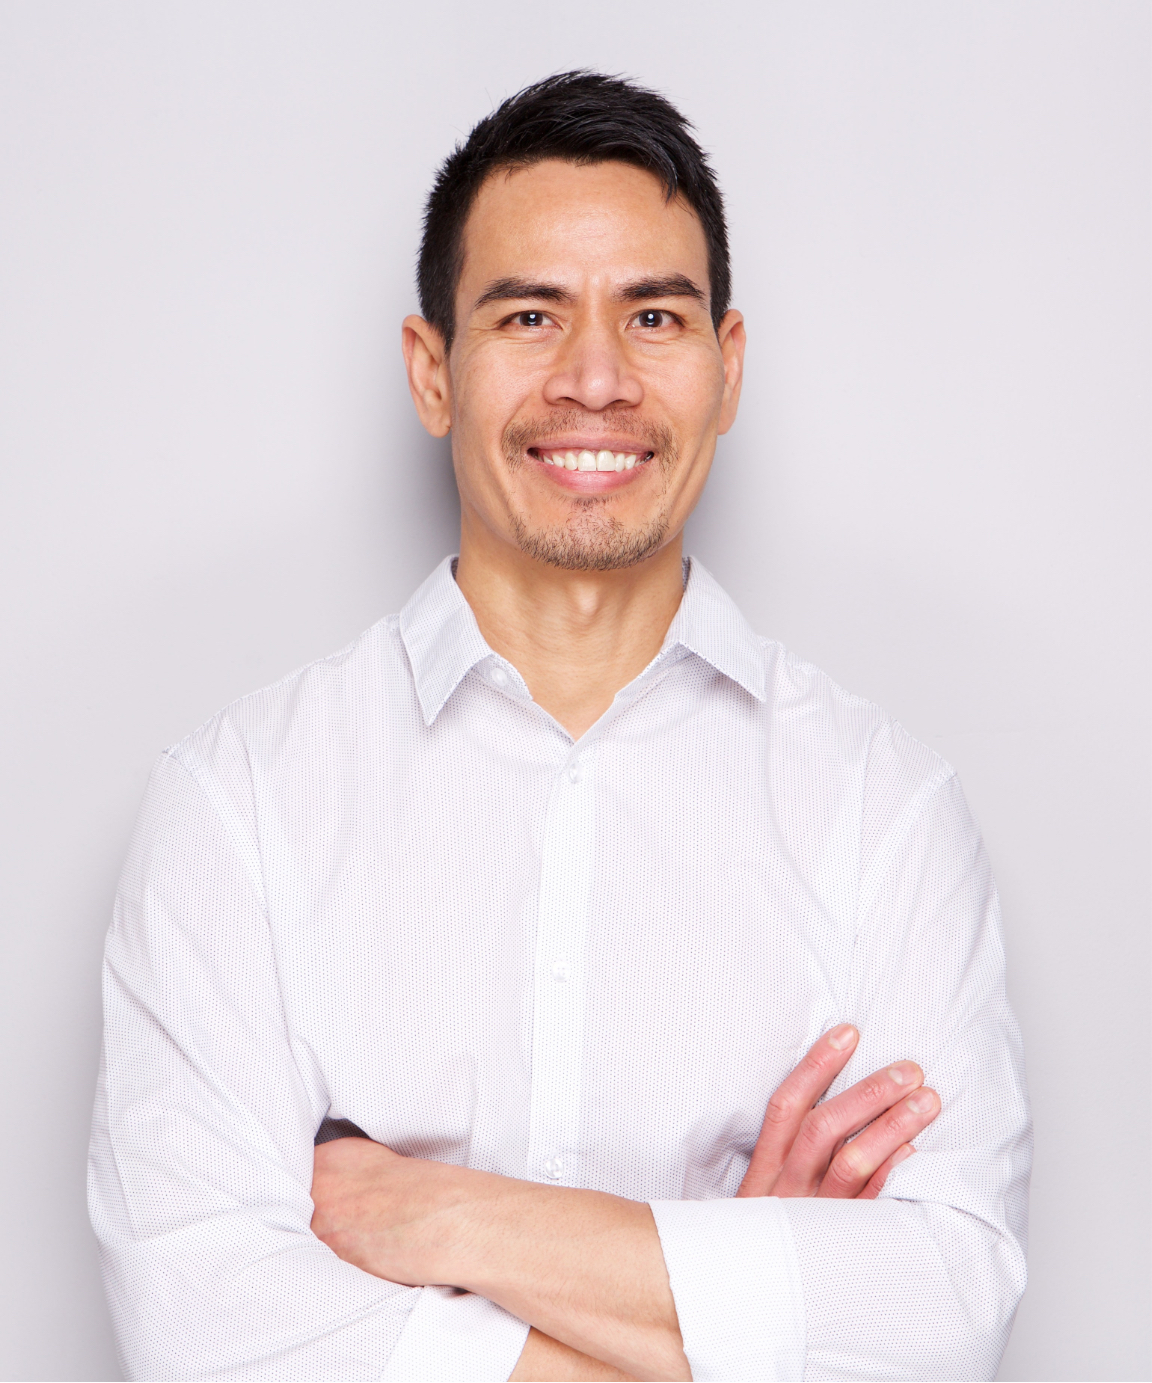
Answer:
[
  {"xmin": 737, "ymin": 1024, "xmax": 859, "ymax": 1198},
  {"xmin": 817, "ymin": 1087, "xmax": 940, "ymax": 1199},
  {"xmin": 856, "ymin": 1144, "xmax": 915, "ymax": 1201},
  {"xmin": 772, "ymin": 1060, "xmax": 924, "ymax": 1197}
]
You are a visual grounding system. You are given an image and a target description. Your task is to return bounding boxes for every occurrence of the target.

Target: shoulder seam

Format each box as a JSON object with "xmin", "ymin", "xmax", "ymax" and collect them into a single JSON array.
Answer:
[
  {"xmin": 162, "ymin": 614, "xmax": 401, "ymax": 756},
  {"xmin": 161, "ymin": 744, "xmax": 268, "ymax": 912},
  {"xmin": 856, "ymin": 766, "xmax": 958, "ymax": 922},
  {"xmin": 756, "ymin": 634, "xmax": 905, "ymax": 720}
]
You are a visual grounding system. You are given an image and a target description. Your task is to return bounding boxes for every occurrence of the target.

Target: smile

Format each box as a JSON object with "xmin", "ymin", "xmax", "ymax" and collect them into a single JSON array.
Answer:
[{"xmin": 534, "ymin": 449, "xmax": 651, "ymax": 472}]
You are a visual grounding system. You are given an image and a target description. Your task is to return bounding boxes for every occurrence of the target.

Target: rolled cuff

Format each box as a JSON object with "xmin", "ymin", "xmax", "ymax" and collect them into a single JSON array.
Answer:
[
  {"xmin": 649, "ymin": 1197, "xmax": 806, "ymax": 1382},
  {"xmin": 379, "ymin": 1285, "xmax": 530, "ymax": 1382}
]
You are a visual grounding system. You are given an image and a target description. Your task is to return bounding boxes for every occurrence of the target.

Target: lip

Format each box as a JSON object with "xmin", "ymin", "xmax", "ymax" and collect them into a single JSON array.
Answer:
[
  {"xmin": 523, "ymin": 438, "xmax": 656, "ymax": 493},
  {"xmin": 528, "ymin": 436, "xmax": 653, "ymax": 456},
  {"xmin": 536, "ymin": 460, "xmax": 649, "ymax": 492}
]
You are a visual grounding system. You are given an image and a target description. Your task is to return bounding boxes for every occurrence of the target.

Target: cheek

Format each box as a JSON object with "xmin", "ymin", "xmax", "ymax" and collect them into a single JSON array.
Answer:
[
  {"xmin": 454, "ymin": 347, "xmax": 546, "ymax": 419},
  {"xmin": 645, "ymin": 349, "xmax": 725, "ymax": 423}
]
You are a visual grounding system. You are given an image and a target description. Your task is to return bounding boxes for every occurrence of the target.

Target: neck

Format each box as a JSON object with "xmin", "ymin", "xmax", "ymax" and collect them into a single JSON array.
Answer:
[{"xmin": 454, "ymin": 512, "xmax": 686, "ymax": 740}]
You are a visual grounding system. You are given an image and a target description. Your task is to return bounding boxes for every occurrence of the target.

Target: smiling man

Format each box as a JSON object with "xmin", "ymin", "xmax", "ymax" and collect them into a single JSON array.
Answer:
[{"xmin": 89, "ymin": 73, "xmax": 1030, "ymax": 1382}]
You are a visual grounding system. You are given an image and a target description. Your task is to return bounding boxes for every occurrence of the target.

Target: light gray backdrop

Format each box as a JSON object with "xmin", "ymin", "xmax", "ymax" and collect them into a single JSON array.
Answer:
[{"xmin": 1, "ymin": 2, "xmax": 1147, "ymax": 1379}]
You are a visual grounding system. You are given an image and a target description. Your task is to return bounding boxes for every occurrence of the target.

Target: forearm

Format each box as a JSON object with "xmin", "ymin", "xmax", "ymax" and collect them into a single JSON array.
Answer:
[
  {"xmin": 510, "ymin": 1327, "xmax": 637, "ymax": 1382},
  {"xmin": 311, "ymin": 1143, "xmax": 688, "ymax": 1380},
  {"xmin": 448, "ymin": 1176, "xmax": 689, "ymax": 1382}
]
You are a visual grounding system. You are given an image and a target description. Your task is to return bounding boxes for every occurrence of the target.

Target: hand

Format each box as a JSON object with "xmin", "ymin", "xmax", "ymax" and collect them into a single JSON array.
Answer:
[
  {"xmin": 311, "ymin": 1137, "xmax": 478, "ymax": 1286},
  {"xmin": 737, "ymin": 1025, "xmax": 940, "ymax": 1200}
]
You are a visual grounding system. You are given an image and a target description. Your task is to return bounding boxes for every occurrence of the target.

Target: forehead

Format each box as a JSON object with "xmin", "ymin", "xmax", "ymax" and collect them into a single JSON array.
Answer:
[{"xmin": 460, "ymin": 159, "xmax": 709, "ymax": 290}]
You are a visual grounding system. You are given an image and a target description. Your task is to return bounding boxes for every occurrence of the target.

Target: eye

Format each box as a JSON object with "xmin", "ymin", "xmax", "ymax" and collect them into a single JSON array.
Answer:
[
  {"xmin": 632, "ymin": 309, "xmax": 674, "ymax": 330},
  {"xmin": 513, "ymin": 310, "xmax": 553, "ymax": 328}
]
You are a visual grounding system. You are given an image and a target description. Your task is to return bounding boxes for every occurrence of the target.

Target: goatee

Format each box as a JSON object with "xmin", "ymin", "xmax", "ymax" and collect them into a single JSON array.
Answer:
[{"xmin": 501, "ymin": 411, "xmax": 678, "ymax": 572}]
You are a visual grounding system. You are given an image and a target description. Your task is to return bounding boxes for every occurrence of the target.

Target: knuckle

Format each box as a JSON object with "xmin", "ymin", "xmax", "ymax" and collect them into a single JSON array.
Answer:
[
  {"xmin": 884, "ymin": 1105, "xmax": 912, "ymax": 1136},
  {"xmin": 762, "ymin": 1095, "xmax": 795, "ymax": 1129},
  {"xmin": 858, "ymin": 1077, "xmax": 889, "ymax": 1105},
  {"xmin": 800, "ymin": 1106, "xmax": 837, "ymax": 1147},
  {"xmin": 841, "ymin": 1145, "xmax": 868, "ymax": 1176},
  {"xmin": 819, "ymin": 1156, "xmax": 863, "ymax": 1197},
  {"xmin": 829, "ymin": 1149, "xmax": 865, "ymax": 1186}
]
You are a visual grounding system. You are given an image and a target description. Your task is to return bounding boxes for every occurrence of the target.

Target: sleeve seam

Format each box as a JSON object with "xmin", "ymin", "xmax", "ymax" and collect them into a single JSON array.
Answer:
[
  {"xmin": 163, "ymin": 740, "xmax": 268, "ymax": 912},
  {"xmin": 855, "ymin": 764, "xmax": 958, "ymax": 928}
]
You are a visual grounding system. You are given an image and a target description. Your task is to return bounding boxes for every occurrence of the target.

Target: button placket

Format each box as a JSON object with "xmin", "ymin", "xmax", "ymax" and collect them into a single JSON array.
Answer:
[{"xmin": 526, "ymin": 745, "xmax": 597, "ymax": 1187}]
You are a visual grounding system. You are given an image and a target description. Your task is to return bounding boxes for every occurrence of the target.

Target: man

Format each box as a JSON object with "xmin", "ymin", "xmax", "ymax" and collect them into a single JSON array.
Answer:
[{"xmin": 89, "ymin": 72, "xmax": 1030, "ymax": 1382}]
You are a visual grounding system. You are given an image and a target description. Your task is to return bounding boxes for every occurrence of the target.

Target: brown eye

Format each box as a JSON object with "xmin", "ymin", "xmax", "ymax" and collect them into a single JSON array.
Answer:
[
  {"xmin": 516, "ymin": 311, "xmax": 550, "ymax": 327},
  {"xmin": 635, "ymin": 310, "xmax": 667, "ymax": 329}
]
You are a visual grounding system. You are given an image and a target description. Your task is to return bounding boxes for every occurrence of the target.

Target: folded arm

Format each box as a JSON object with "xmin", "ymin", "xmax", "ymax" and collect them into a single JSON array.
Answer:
[
  {"xmin": 312, "ymin": 775, "xmax": 1030, "ymax": 1383},
  {"xmin": 311, "ymin": 1028, "xmax": 941, "ymax": 1380},
  {"xmin": 644, "ymin": 774, "xmax": 1029, "ymax": 1383},
  {"xmin": 90, "ymin": 750, "xmax": 530, "ymax": 1381}
]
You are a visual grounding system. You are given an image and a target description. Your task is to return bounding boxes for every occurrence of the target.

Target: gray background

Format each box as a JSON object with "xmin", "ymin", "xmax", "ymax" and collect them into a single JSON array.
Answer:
[{"xmin": 1, "ymin": 2, "xmax": 1147, "ymax": 1379}]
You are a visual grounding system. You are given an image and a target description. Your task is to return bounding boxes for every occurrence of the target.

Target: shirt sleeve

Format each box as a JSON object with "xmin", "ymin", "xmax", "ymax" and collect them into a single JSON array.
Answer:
[
  {"xmin": 88, "ymin": 750, "xmax": 530, "ymax": 1382},
  {"xmin": 650, "ymin": 771, "xmax": 1031, "ymax": 1382}
]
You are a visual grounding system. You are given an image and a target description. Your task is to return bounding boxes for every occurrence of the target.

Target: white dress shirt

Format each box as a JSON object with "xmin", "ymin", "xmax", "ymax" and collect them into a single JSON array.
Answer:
[{"xmin": 89, "ymin": 557, "xmax": 1030, "ymax": 1382}]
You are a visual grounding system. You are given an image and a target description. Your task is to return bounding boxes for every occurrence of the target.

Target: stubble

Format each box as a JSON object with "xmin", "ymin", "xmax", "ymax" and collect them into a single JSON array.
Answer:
[{"xmin": 501, "ymin": 410, "xmax": 679, "ymax": 572}]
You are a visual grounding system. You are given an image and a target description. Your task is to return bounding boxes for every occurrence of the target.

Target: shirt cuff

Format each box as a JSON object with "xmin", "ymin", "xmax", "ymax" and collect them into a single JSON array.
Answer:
[
  {"xmin": 379, "ymin": 1286, "xmax": 530, "ymax": 1382},
  {"xmin": 649, "ymin": 1197, "xmax": 806, "ymax": 1382}
]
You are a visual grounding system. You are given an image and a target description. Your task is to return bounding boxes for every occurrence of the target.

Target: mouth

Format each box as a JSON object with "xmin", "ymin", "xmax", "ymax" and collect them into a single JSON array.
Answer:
[
  {"xmin": 532, "ymin": 446, "xmax": 653, "ymax": 474},
  {"xmin": 523, "ymin": 442, "xmax": 657, "ymax": 493}
]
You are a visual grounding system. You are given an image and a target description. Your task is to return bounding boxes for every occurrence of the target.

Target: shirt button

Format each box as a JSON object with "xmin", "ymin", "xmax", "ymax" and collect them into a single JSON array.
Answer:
[
  {"xmin": 543, "ymin": 1156, "xmax": 564, "ymax": 1180},
  {"xmin": 567, "ymin": 762, "xmax": 581, "ymax": 783},
  {"xmin": 490, "ymin": 666, "xmax": 508, "ymax": 688},
  {"xmin": 551, "ymin": 960, "xmax": 569, "ymax": 982}
]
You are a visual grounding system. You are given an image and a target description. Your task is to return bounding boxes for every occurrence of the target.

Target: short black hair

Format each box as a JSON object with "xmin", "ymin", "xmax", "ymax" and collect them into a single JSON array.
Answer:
[{"xmin": 417, "ymin": 71, "xmax": 730, "ymax": 348}]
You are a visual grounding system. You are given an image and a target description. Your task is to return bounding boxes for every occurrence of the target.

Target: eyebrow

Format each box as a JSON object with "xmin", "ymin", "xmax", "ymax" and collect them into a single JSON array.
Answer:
[
  {"xmin": 473, "ymin": 278, "xmax": 573, "ymax": 310},
  {"xmin": 615, "ymin": 275, "xmax": 707, "ymax": 306},
  {"xmin": 472, "ymin": 273, "xmax": 708, "ymax": 312}
]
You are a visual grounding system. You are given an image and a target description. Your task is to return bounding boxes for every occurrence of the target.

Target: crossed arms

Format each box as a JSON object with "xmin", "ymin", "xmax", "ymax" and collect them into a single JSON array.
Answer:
[
  {"xmin": 311, "ymin": 1025, "xmax": 941, "ymax": 1381},
  {"xmin": 90, "ymin": 749, "xmax": 1030, "ymax": 1381}
]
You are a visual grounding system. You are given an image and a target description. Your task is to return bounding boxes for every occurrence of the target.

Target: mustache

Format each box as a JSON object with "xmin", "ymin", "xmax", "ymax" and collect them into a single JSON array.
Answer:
[{"xmin": 502, "ymin": 411, "xmax": 678, "ymax": 469}]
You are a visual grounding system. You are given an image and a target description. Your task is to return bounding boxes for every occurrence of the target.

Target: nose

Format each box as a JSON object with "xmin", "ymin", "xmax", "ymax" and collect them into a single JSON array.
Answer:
[{"xmin": 542, "ymin": 317, "xmax": 643, "ymax": 412}]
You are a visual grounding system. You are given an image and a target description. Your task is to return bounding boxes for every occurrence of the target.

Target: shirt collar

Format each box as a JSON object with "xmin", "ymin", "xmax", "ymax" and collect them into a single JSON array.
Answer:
[
  {"xmin": 660, "ymin": 558, "xmax": 766, "ymax": 704},
  {"xmin": 399, "ymin": 557, "xmax": 497, "ymax": 725},
  {"xmin": 399, "ymin": 555, "xmax": 765, "ymax": 727}
]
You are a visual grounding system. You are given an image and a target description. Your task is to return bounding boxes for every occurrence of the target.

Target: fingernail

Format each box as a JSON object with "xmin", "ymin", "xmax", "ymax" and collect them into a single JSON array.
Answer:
[
  {"xmin": 892, "ymin": 1145, "xmax": 915, "ymax": 1165},
  {"xmin": 827, "ymin": 1025, "xmax": 858, "ymax": 1050},
  {"xmin": 888, "ymin": 1063, "xmax": 920, "ymax": 1085},
  {"xmin": 907, "ymin": 1090, "xmax": 937, "ymax": 1114}
]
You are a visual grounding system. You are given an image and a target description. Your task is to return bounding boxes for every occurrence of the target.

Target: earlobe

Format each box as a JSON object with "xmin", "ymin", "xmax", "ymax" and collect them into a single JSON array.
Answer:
[{"xmin": 402, "ymin": 315, "xmax": 453, "ymax": 439}]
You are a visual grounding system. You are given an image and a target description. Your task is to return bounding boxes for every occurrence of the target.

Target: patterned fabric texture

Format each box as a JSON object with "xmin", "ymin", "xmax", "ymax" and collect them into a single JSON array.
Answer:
[{"xmin": 89, "ymin": 557, "xmax": 1030, "ymax": 1381}]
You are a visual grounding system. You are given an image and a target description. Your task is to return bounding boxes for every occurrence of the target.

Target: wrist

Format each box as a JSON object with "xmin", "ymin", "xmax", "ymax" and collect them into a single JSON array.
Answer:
[
  {"xmin": 420, "ymin": 1162, "xmax": 516, "ymax": 1290},
  {"xmin": 448, "ymin": 1183, "xmax": 689, "ymax": 1381},
  {"xmin": 443, "ymin": 1168, "xmax": 538, "ymax": 1293}
]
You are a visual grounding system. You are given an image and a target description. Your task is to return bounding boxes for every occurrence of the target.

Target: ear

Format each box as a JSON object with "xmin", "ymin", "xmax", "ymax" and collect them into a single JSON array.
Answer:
[
  {"xmin": 716, "ymin": 309, "xmax": 746, "ymax": 436},
  {"xmin": 402, "ymin": 315, "xmax": 452, "ymax": 437}
]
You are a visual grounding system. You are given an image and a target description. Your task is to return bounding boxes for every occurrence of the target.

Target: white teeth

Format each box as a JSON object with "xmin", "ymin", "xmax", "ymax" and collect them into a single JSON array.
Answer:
[{"xmin": 540, "ymin": 448, "xmax": 644, "ymax": 470}]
